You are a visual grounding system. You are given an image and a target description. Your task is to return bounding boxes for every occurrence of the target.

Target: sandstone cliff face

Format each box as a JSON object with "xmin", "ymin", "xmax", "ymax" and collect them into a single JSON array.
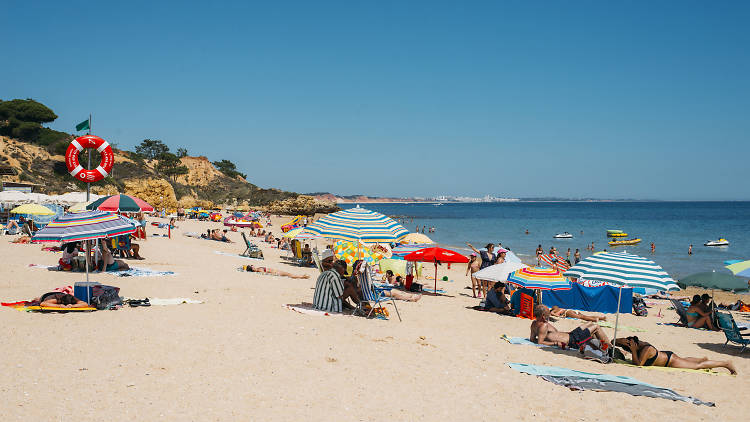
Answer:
[
  {"xmin": 267, "ymin": 195, "xmax": 339, "ymax": 215},
  {"xmin": 123, "ymin": 178, "xmax": 177, "ymax": 210},
  {"xmin": 175, "ymin": 156, "xmax": 226, "ymax": 186}
]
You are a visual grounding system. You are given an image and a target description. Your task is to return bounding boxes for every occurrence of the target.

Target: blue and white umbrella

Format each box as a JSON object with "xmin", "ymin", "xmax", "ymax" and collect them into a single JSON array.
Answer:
[
  {"xmin": 301, "ymin": 206, "xmax": 408, "ymax": 244},
  {"xmin": 564, "ymin": 251, "xmax": 678, "ymax": 345},
  {"xmin": 564, "ymin": 251, "xmax": 679, "ymax": 291}
]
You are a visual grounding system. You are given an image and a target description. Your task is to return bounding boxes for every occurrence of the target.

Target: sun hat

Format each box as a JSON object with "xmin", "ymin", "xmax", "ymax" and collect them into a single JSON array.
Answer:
[{"xmin": 321, "ymin": 249, "xmax": 334, "ymax": 260}]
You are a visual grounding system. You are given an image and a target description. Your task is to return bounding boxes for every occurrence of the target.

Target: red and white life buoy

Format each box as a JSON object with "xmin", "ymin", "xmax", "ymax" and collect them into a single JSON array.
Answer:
[{"xmin": 65, "ymin": 135, "xmax": 114, "ymax": 182}]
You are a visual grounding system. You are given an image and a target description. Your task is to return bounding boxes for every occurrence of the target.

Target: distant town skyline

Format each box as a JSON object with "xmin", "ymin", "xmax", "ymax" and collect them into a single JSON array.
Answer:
[{"xmin": 3, "ymin": 1, "xmax": 749, "ymax": 200}]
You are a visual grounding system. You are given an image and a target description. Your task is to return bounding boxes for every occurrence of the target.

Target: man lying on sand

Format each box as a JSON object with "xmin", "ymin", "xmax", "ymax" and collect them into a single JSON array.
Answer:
[
  {"xmin": 531, "ymin": 305, "xmax": 610, "ymax": 350},
  {"xmin": 242, "ymin": 264, "xmax": 310, "ymax": 279},
  {"xmin": 550, "ymin": 306, "xmax": 606, "ymax": 322}
]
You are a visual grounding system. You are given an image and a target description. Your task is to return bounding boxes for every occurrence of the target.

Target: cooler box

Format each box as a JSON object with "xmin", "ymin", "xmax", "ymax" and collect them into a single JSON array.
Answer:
[{"xmin": 74, "ymin": 282, "xmax": 100, "ymax": 304}]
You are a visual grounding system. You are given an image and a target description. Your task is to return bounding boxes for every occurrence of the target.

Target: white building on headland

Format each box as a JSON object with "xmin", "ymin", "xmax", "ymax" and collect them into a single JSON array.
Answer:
[{"xmin": 432, "ymin": 195, "xmax": 519, "ymax": 203}]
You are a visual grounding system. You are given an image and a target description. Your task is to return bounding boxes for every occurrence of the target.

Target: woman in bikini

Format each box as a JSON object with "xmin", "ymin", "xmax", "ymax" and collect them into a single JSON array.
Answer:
[
  {"xmin": 550, "ymin": 306, "xmax": 606, "ymax": 322},
  {"xmin": 615, "ymin": 336, "xmax": 736, "ymax": 374},
  {"xmin": 243, "ymin": 265, "xmax": 310, "ymax": 279},
  {"xmin": 32, "ymin": 292, "xmax": 90, "ymax": 308},
  {"xmin": 686, "ymin": 294, "xmax": 718, "ymax": 330}
]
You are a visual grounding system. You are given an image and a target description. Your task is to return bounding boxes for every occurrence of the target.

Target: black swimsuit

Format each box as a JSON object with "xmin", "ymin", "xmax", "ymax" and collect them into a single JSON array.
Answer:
[{"xmin": 643, "ymin": 346, "xmax": 673, "ymax": 367}]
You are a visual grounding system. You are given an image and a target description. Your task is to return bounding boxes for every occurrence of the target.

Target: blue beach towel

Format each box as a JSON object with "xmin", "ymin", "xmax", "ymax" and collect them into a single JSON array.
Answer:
[{"xmin": 507, "ymin": 363, "xmax": 714, "ymax": 406}]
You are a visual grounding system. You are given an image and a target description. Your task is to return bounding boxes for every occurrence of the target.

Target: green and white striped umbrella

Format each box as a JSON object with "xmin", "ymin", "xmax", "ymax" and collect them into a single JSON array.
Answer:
[
  {"xmin": 301, "ymin": 206, "xmax": 408, "ymax": 244},
  {"xmin": 564, "ymin": 251, "xmax": 679, "ymax": 291}
]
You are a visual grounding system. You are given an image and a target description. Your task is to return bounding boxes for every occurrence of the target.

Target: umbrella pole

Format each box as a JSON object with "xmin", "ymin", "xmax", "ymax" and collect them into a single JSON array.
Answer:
[
  {"xmin": 612, "ymin": 286, "xmax": 623, "ymax": 351},
  {"xmin": 434, "ymin": 261, "xmax": 438, "ymax": 293}
]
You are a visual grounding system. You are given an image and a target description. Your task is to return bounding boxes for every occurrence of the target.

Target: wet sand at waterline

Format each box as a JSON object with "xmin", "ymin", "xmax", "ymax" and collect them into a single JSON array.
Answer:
[{"xmin": 1, "ymin": 215, "xmax": 747, "ymax": 421}]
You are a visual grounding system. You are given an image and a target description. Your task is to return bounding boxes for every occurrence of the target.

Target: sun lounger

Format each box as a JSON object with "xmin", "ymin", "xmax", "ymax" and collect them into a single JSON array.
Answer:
[
  {"xmin": 716, "ymin": 311, "xmax": 750, "ymax": 353},
  {"xmin": 241, "ymin": 232, "xmax": 264, "ymax": 259}
]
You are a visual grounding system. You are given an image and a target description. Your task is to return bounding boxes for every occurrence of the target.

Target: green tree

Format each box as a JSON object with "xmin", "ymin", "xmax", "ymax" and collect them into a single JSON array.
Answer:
[
  {"xmin": 135, "ymin": 139, "xmax": 170, "ymax": 160},
  {"xmin": 176, "ymin": 147, "xmax": 188, "ymax": 158},
  {"xmin": 213, "ymin": 159, "xmax": 247, "ymax": 179},
  {"xmin": 0, "ymin": 99, "xmax": 59, "ymax": 142},
  {"xmin": 157, "ymin": 152, "xmax": 188, "ymax": 181}
]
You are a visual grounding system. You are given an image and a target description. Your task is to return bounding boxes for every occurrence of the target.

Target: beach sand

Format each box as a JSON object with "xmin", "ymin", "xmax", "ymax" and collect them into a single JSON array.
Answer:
[{"xmin": 1, "ymin": 215, "xmax": 747, "ymax": 421}]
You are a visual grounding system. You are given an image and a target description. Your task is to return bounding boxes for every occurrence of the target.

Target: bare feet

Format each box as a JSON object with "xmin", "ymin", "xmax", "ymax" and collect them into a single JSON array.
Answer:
[{"xmin": 727, "ymin": 361, "xmax": 738, "ymax": 375}]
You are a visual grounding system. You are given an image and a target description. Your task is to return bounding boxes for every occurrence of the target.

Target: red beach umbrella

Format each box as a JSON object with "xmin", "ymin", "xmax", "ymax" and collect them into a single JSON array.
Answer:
[
  {"xmin": 86, "ymin": 194, "xmax": 154, "ymax": 212},
  {"xmin": 404, "ymin": 247, "xmax": 469, "ymax": 293}
]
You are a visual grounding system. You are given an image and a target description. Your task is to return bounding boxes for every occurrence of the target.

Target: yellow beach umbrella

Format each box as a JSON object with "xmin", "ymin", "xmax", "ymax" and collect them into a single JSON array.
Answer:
[
  {"xmin": 334, "ymin": 240, "xmax": 387, "ymax": 265},
  {"xmin": 10, "ymin": 203, "xmax": 55, "ymax": 215},
  {"xmin": 403, "ymin": 232, "xmax": 434, "ymax": 244}
]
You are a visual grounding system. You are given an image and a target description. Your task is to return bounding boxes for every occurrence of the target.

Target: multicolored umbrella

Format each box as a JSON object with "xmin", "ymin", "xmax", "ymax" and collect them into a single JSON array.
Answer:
[
  {"xmin": 334, "ymin": 240, "xmax": 388, "ymax": 265},
  {"xmin": 302, "ymin": 206, "xmax": 408, "ymax": 244},
  {"xmin": 31, "ymin": 210, "xmax": 138, "ymax": 243},
  {"xmin": 404, "ymin": 247, "xmax": 469, "ymax": 292},
  {"xmin": 506, "ymin": 267, "xmax": 571, "ymax": 291},
  {"xmin": 86, "ymin": 194, "xmax": 154, "ymax": 212},
  {"xmin": 539, "ymin": 254, "xmax": 570, "ymax": 271},
  {"xmin": 726, "ymin": 260, "xmax": 750, "ymax": 278},
  {"xmin": 10, "ymin": 203, "xmax": 55, "ymax": 216}
]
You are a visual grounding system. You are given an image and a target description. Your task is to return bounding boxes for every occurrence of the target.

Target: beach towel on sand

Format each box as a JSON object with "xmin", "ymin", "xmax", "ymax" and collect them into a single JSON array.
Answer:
[
  {"xmin": 501, "ymin": 335, "xmax": 611, "ymax": 363},
  {"xmin": 284, "ymin": 303, "xmax": 346, "ymax": 316},
  {"xmin": 116, "ymin": 268, "xmax": 176, "ymax": 277},
  {"xmin": 507, "ymin": 362, "xmax": 714, "ymax": 406}
]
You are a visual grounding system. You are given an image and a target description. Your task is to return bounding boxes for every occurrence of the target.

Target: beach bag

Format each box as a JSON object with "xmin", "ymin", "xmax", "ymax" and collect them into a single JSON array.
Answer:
[
  {"xmin": 409, "ymin": 282, "xmax": 423, "ymax": 292},
  {"xmin": 90, "ymin": 285, "xmax": 122, "ymax": 310},
  {"xmin": 632, "ymin": 297, "xmax": 648, "ymax": 317}
]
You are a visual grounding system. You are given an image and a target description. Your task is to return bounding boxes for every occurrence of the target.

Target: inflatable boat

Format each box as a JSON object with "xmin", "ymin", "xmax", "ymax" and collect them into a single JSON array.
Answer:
[{"xmin": 608, "ymin": 238, "xmax": 642, "ymax": 246}]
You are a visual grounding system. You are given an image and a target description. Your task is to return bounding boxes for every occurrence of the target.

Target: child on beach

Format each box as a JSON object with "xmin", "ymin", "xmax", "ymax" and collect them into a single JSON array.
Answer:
[{"xmin": 466, "ymin": 254, "xmax": 481, "ymax": 298}]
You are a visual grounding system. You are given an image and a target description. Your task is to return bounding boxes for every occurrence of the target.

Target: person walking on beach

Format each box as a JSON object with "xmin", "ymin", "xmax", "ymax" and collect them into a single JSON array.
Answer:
[
  {"xmin": 466, "ymin": 243, "xmax": 495, "ymax": 270},
  {"xmin": 466, "ymin": 253, "xmax": 482, "ymax": 298},
  {"xmin": 574, "ymin": 249, "xmax": 581, "ymax": 264},
  {"xmin": 688, "ymin": 244, "xmax": 693, "ymax": 255}
]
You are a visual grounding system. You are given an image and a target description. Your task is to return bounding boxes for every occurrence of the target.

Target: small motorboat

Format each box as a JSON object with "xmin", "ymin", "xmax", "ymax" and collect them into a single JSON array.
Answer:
[
  {"xmin": 608, "ymin": 238, "xmax": 642, "ymax": 246},
  {"xmin": 553, "ymin": 232, "xmax": 573, "ymax": 239},
  {"xmin": 704, "ymin": 238, "xmax": 729, "ymax": 247}
]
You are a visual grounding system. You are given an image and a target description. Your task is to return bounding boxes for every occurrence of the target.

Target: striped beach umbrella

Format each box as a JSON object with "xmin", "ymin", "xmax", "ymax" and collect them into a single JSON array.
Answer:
[
  {"xmin": 564, "ymin": 251, "xmax": 679, "ymax": 291},
  {"xmin": 301, "ymin": 206, "xmax": 408, "ymax": 244},
  {"xmin": 726, "ymin": 260, "xmax": 750, "ymax": 278},
  {"xmin": 86, "ymin": 194, "xmax": 154, "ymax": 212},
  {"xmin": 31, "ymin": 210, "xmax": 138, "ymax": 243},
  {"xmin": 507, "ymin": 267, "xmax": 571, "ymax": 291},
  {"xmin": 564, "ymin": 251, "xmax": 678, "ymax": 344},
  {"xmin": 539, "ymin": 254, "xmax": 570, "ymax": 272}
]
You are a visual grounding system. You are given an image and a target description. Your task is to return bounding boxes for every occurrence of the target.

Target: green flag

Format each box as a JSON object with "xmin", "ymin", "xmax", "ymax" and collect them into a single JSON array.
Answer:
[{"xmin": 75, "ymin": 119, "xmax": 90, "ymax": 132}]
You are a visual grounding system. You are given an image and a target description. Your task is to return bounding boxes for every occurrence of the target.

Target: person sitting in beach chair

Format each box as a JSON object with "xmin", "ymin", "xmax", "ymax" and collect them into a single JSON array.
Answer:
[
  {"xmin": 4, "ymin": 219, "xmax": 20, "ymax": 235},
  {"xmin": 484, "ymin": 282, "xmax": 512, "ymax": 314},
  {"xmin": 531, "ymin": 305, "xmax": 610, "ymax": 350},
  {"xmin": 687, "ymin": 295, "xmax": 718, "ymax": 330},
  {"xmin": 312, "ymin": 257, "xmax": 359, "ymax": 313},
  {"xmin": 615, "ymin": 336, "xmax": 736, "ymax": 374},
  {"xmin": 550, "ymin": 306, "xmax": 607, "ymax": 322},
  {"xmin": 32, "ymin": 291, "xmax": 90, "ymax": 308},
  {"xmin": 58, "ymin": 242, "xmax": 81, "ymax": 271},
  {"xmin": 242, "ymin": 264, "xmax": 310, "ymax": 279},
  {"xmin": 100, "ymin": 239, "xmax": 130, "ymax": 272},
  {"xmin": 301, "ymin": 243, "xmax": 313, "ymax": 266}
]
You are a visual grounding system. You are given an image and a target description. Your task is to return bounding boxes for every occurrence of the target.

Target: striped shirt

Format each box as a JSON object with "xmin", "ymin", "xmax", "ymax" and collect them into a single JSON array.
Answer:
[{"xmin": 313, "ymin": 269, "xmax": 344, "ymax": 313}]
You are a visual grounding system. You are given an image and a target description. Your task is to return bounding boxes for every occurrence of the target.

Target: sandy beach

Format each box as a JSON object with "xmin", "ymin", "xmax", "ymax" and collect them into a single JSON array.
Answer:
[{"xmin": 1, "ymin": 214, "xmax": 747, "ymax": 421}]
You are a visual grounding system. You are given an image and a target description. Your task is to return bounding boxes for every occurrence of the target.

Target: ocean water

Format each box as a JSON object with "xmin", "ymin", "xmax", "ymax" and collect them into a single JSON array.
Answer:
[{"xmin": 339, "ymin": 202, "xmax": 750, "ymax": 280}]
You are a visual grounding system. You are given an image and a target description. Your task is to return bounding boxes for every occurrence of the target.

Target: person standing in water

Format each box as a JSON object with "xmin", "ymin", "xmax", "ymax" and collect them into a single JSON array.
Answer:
[
  {"xmin": 688, "ymin": 244, "xmax": 693, "ymax": 255},
  {"xmin": 574, "ymin": 249, "xmax": 581, "ymax": 264},
  {"xmin": 651, "ymin": 242, "xmax": 655, "ymax": 254}
]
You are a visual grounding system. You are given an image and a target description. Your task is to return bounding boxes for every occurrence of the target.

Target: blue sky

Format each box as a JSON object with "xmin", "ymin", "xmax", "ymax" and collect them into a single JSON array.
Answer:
[{"xmin": 2, "ymin": 1, "xmax": 748, "ymax": 200}]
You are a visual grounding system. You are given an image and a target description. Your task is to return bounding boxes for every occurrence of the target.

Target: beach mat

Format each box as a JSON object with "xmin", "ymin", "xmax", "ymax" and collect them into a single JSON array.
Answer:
[
  {"xmin": 214, "ymin": 250, "xmax": 265, "ymax": 261},
  {"xmin": 284, "ymin": 303, "xmax": 346, "ymax": 317},
  {"xmin": 507, "ymin": 362, "xmax": 714, "ymax": 406},
  {"xmin": 501, "ymin": 335, "xmax": 611, "ymax": 363},
  {"xmin": 2, "ymin": 302, "xmax": 97, "ymax": 313},
  {"xmin": 612, "ymin": 359, "xmax": 725, "ymax": 376},
  {"xmin": 116, "ymin": 268, "xmax": 176, "ymax": 277}
]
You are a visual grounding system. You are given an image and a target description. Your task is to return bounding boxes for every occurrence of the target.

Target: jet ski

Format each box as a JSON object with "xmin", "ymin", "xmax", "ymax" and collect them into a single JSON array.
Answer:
[
  {"xmin": 704, "ymin": 238, "xmax": 729, "ymax": 247},
  {"xmin": 553, "ymin": 232, "xmax": 573, "ymax": 239}
]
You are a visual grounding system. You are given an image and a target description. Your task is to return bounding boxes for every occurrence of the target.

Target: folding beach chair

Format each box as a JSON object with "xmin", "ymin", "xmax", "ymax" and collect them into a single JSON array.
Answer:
[
  {"xmin": 670, "ymin": 299, "xmax": 689, "ymax": 326},
  {"xmin": 355, "ymin": 262, "xmax": 401, "ymax": 322},
  {"xmin": 241, "ymin": 232, "xmax": 263, "ymax": 259},
  {"xmin": 113, "ymin": 235, "xmax": 131, "ymax": 258},
  {"xmin": 716, "ymin": 312, "xmax": 750, "ymax": 353}
]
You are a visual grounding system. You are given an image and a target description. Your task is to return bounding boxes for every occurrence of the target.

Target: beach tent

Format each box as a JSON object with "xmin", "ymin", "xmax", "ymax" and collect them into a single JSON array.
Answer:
[{"xmin": 541, "ymin": 283, "xmax": 633, "ymax": 313}]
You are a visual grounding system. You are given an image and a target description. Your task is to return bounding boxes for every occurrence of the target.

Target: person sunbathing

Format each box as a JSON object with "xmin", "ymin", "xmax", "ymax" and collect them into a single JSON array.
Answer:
[
  {"xmin": 211, "ymin": 229, "xmax": 233, "ymax": 243},
  {"xmin": 33, "ymin": 292, "xmax": 90, "ymax": 308},
  {"xmin": 550, "ymin": 305, "xmax": 606, "ymax": 322},
  {"xmin": 4, "ymin": 219, "xmax": 21, "ymax": 235},
  {"xmin": 531, "ymin": 305, "xmax": 610, "ymax": 350},
  {"xmin": 242, "ymin": 264, "xmax": 310, "ymax": 279},
  {"xmin": 12, "ymin": 235, "xmax": 31, "ymax": 244},
  {"xmin": 100, "ymin": 240, "xmax": 130, "ymax": 272},
  {"xmin": 686, "ymin": 294, "xmax": 718, "ymax": 330},
  {"xmin": 615, "ymin": 336, "xmax": 736, "ymax": 374}
]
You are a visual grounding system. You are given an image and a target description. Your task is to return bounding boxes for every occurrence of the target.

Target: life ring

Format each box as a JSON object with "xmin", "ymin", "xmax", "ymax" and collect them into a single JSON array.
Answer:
[{"xmin": 65, "ymin": 135, "xmax": 114, "ymax": 182}]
